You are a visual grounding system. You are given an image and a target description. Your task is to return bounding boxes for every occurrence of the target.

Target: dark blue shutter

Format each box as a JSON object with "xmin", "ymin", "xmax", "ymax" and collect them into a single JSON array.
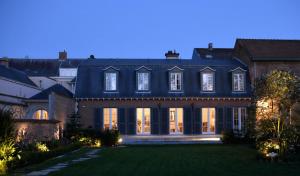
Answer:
[
  {"xmin": 118, "ymin": 108, "xmax": 126, "ymax": 134},
  {"xmin": 193, "ymin": 108, "xmax": 202, "ymax": 134},
  {"xmin": 126, "ymin": 108, "xmax": 136, "ymax": 135},
  {"xmin": 184, "ymin": 107, "xmax": 192, "ymax": 134},
  {"xmin": 160, "ymin": 108, "xmax": 169, "ymax": 135},
  {"xmin": 225, "ymin": 107, "xmax": 233, "ymax": 131},
  {"xmin": 94, "ymin": 108, "xmax": 103, "ymax": 130},
  {"xmin": 151, "ymin": 108, "xmax": 159, "ymax": 135},
  {"xmin": 216, "ymin": 107, "xmax": 224, "ymax": 134}
]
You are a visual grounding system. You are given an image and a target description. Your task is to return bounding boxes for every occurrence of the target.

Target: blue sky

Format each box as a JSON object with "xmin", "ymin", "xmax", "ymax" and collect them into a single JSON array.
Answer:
[{"xmin": 0, "ymin": 0, "xmax": 300, "ymax": 59}]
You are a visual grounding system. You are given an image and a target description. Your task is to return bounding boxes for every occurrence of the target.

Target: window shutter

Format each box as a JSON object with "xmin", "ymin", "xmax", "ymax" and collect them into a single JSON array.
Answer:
[
  {"xmin": 193, "ymin": 108, "xmax": 202, "ymax": 134},
  {"xmin": 126, "ymin": 108, "xmax": 136, "ymax": 135},
  {"xmin": 151, "ymin": 108, "xmax": 159, "ymax": 135},
  {"xmin": 160, "ymin": 108, "xmax": 169, "ymax": 135},
  {"xmin": 225, "ymin": 107, "xmax": 233, "ymax": 131},
  {"xmin": 118, "ymin": 108, "xmax": 126, "ymax": 134},
  {"xmin": 216, "ymin": 107, "xmax": 224, "ymax": 134},
  {"xmin": 184, "ymin": 107, "xmax": 192, "ymax": 134},
  {"xmin": 94, "ymin": 108, "xmax": 103, "ymax": 130}
]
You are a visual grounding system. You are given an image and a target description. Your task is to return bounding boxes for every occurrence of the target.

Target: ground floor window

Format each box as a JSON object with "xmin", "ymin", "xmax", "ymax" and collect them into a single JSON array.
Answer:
[
  {"xmin": 136, "ymin": 108, "xmax": 151, "ymax": 134},
  {"xmin": 202, "ymin": 108, "xmax": 215, "ymax": 134},
  {"xmin": 169, "ymin": 108, "xmax": 183, "ymax": 134},
  {"xmin": 103, "ymin": 108, "xmax": 118, "ymax": 130},
  {"xmin": 233, "ymin": 107, "xmax": 246, "ymax": 131},
  {"xmin": 33, "ymin": 109, "xmax": 48, "ymax": 120}
]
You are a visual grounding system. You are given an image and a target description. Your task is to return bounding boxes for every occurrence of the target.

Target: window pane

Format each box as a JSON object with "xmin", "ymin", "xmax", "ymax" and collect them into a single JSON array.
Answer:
[
  {"xmin": 170, "ymin": 73, "xmax": 182, "ymax": 91},
  {"xmin": 209, "ymin": 108, "xmax": 215, "ymax": 132},
  {"xmin": 233, "ymin": 108, "xmax": 239, "ymax": 130},
  {"xmin": 202, "ymin": 73, "xmax": 214, "ymax": 91},
  {"xmin": 136, "ymin": 108, "xmax": 143, "ymax": 134},
  {"xmin": 103, "ymin": 108, "xmax": 110, "ymax": 130},
  {"xmin": 177, "ymin": 108, "xmax": 183, "ymax": 133},
  {"xmin": 169, "ymin": 108, "xmax": 176, "ymax": 133},
  {"xmin": 111, "ymin": 108, "xmax": 118, "ymax": 129},
  {"xmin": 138, "ymin": 73, "xmax": 149, "ymax": 91},
  {"xmin": 202, "ymin": 108, "xmax": 208, "ymax": 132},
  {"xmin": 106, "ymin": 73, "xmax": 117, "ymax": 91},
  {"xmin": 144, "ymin": 108, "xmax": 151, "ymax": 133}
]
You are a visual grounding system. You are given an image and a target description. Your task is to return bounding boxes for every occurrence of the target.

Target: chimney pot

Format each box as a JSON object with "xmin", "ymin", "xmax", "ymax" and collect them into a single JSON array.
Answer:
[
  {"xmin": 208, "ymin": 43, "xmax": 213, "ymax": 50},
  {"xmin": 165, "ymin": 50, "xmax": 180, "ymax": 59},
  {"xmin": 59, "ymin": 50, "xmax": 67, "ymax": 60}
]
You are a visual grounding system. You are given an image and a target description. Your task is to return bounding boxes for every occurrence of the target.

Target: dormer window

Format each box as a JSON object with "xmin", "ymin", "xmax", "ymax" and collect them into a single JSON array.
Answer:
[
  {"xmin": 137, "ymin": 72, "xmax": 149, "ymax": 91},
  {"xmin": 200, "ymin": 67, "xmax": 215, "ymax": 92},
  {"xmin": 136, "ymin": 66, "xmax": 151, "ymax": 92},
  {"xmin": 169, "ymin": 66, "xmax": 184, "ymax": 92},
  {"xmin": 103, "ymin": 66, "xmax": 119, "ymax": 92},
  {"xmin": 231, "ymin": 67, "xmax": 246, "ymax": 92},
  {"xmin": 105, "ymin": 73, "xmax": 117, "ymax": 91}
]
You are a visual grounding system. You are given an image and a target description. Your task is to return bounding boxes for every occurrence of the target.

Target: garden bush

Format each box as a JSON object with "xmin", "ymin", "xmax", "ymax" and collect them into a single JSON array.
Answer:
[{"xmin": 100, "ymin": 129, "xmax": 120, "ymax": 147}]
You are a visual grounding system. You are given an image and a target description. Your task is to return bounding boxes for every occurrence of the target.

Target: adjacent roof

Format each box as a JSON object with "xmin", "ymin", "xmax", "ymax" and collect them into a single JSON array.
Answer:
[
  {"xmin": 8, "ymin": 59, "xmax": 85, "ymax": 76},
  {"xmin": 0, "ymin": 65, "xmax": 37, "ymax": 87},
  {"xmin": 30, "ymin": 84, "xmax": 73, "ymax": 100},
  {"xmin": 193, "ymin": 48, "xmax": 233, "ymax": 59},
  {"xmin": 75, "ymin": 57, "xmax": 251, "ymax": 98},
  {"xmin": 235, "ymin": 39, "xmax": 300, "ymax": 61}
]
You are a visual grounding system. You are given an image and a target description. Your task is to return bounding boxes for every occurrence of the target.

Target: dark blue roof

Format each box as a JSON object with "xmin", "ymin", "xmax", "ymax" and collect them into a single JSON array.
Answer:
[
  {"xmin": 75, "ymin": 56, "xmax": 251, "ymax": 98},
  {"xmin": 30, "ymin": 84, "xmax": 73, "ymax": 100},
  {"xmin": 0, "ymin": 65, "xmax": 37, "ymax": 87}
]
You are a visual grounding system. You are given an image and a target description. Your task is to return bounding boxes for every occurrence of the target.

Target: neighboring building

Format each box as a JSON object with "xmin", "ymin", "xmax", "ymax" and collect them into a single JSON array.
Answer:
[{"xmin": 75, "ymin": 50, "xmax": 252, "ymax": 138}]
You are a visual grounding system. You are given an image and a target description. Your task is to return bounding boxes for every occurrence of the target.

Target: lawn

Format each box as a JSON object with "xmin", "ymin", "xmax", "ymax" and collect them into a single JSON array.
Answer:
[{"xmin": 49, "ymin": 145, "xmax": 300, "ymax": 176}]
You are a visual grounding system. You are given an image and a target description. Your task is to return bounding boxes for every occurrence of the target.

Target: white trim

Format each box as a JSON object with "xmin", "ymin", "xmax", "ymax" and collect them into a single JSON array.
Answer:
[
  {"xmin": 169, "ymin": 108, "xmax": 184, "ymax": 135},
  {"xmin": 200, "ymin": 66, "xmax": 216, "ymax": 72},
  {"xmin": 136, "ymin": 108, "xmax": 151, "ymax": 135},
  {"xmin": 201, "ymin": 108, "xmax": 216, "ymax": 134},
  {"xmin": 102, "ymin": 66, "xmax": 120, "ymax": 71},
  {"xmin": 135, "ymin": 66, "xmax": 152, "ymax": 71},
  {"xmin": 229, "ymin": 67, "xmax": 247, "ymax": 72},
  {"xmin": 167, "ymin": 66, "xmax": 184, "ymax": 71}
]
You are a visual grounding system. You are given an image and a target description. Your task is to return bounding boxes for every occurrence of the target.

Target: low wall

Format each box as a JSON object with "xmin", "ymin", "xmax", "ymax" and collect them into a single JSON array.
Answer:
[{"xmin": 14, "ymin": 119, "xmax": 60, "ymax": 142}]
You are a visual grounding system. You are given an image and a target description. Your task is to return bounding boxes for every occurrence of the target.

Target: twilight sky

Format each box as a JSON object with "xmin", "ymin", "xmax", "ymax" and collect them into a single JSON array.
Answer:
[{"xmin": 0, "ymin": 0, "xmax": 300, "ymax": 59}]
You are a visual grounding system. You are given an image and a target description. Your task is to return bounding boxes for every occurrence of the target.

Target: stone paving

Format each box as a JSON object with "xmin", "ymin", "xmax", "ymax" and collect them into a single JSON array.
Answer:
[{"xmin": 26, "ymin": 149, "xmax": 101, "ymax": 176}]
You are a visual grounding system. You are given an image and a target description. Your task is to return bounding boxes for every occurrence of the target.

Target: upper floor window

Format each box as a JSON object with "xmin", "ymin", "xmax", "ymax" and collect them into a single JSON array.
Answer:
[
  {"xmin": 105, "ymin": 72, "xmax": 117, "ymax": 91},
  {"xmin": 33, "ymin": 109, "xmax": 48, "ymax": 120},
  {"xmin": 233, "ymin": 73, "xmax": 245, "ymax": 91},
  {"xmin": 137, "ymin": 72, "xmax": 150, "ymax": 91},
  {"xmin": 231, "ymin": 67, "xmax": 246, "ymax": 92},
  {"xmin": 201, "ymin": 67, "xmax": 215, "ymax": 92},
  {"xmin": 170, "ymin": 72, "xmax": 182, "ymax": 91}
]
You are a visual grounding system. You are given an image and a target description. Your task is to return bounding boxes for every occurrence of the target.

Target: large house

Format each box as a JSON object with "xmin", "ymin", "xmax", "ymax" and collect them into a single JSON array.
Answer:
[{"xmin": 1, "ymin": 38, "xmax": 299, "ymax": 143}]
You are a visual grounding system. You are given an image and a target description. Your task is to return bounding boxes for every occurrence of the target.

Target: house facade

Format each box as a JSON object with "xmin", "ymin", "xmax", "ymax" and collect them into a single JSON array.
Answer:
[{"xmin": 75, "ymin": 50, "xmax": 252, "ymax": 136}]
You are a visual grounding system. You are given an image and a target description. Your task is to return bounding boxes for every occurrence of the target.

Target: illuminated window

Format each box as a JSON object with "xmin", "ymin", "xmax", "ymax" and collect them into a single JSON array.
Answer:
[
  {"xmin": 169, "ymin": 108, "xmax": 183, "ymax": 134},
  {"xmin": 202, "ymin": 108, "xmax": 215, "ymax": 134},
  {"xmin": 33, "ymin": 110, "xmax": 48, "ymax": 120},
  {"xmin": 105, "ymin": 73, "xmax": 117, "ymax": 91},
  {"xmin": 137, "ymin": 72, "xmax": 150, "ymax": 91},
  {"xmin": 136, "ymin": 108, "xmax": 151, "ymax": 134},
  {"xmin": 233, "ymin": 73, "xmax": 245, "ymax": 91},
  {"xmin": 202, "ymin": 72, "xmax": 214, "ymax": 91},
  {"xmin": 103, "ymin": 108, "xmax": 118, "ymax": 130},
  {"xmin": 170, "ymin": 72, "xmax": 182, "ymax": 91},
  {"xmin": 233, "ymin": 107, "xmax": 246, "ymax": 131}
]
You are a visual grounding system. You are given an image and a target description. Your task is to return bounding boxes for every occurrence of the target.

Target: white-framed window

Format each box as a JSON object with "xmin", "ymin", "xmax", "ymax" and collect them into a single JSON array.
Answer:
[
  {"xmin": 103, "ymin": 108, "xmax": 118, "ymax": 130},
  {"xmin": 170, "ymin": 72, "xmax": 182, "ymax": 91},
  {"xmin": 137, "ymin": 72, "xmax": 150, "ymax": 91},
  {"xmin": 105, "ymin": 72, "xmax": 117, "ymax": 91},
  {"xmin": 136, "ymin": 108, "xmax": 151, "ymax": 134},
  {"xmin": 169, "ymin": 108, "xmax": 183, "ymax": 134},
  {"xmin": 33, "ymin": 109, "xmax": 48, "ymax": 120},
  {"xmin": 232, "ymin": 107, "xmax": 246, "ymax": 131},
  {"xmin": 202, "ymin": 72, "xmax": 214, "ymax": 91},
  {"xmin": 233, "ymin": 73, "xmax": 245, "ymax": 91}
]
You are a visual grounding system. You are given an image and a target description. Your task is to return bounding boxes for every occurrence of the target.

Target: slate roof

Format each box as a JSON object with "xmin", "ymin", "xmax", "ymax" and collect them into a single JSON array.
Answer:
[
  {"xmin": 30, "ymin": 84, "xmax": 73, "ymax": 100},
  {"xmin": 75, "ymin": 56, "xmax": 251, "ymax": 98},
  {"xmin": 194, "ymin": 48, "xmax": 233, "ymax": 59},
  {"xmin": 0, "ymin": 65, "xmax": 37, "ymax": 87},
  {"xmin": 8, "ymin": 59, "xmax": 85, "ymax": 76},
  {"xmin": 235, "ymin": 39, "xmax": 300, "ymax": 61}
]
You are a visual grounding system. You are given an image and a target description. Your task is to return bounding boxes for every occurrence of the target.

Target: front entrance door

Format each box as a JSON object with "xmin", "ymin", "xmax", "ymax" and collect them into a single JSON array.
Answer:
[{"xmin": 202, "ymin": 108, "xmax": 215, "ymax": 134}]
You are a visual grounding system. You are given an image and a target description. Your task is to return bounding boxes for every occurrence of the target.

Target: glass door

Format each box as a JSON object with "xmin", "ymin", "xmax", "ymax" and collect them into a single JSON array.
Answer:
[
  {"xmin": 136, "ymin": 108, "xmax": 151, "ymax": 134},
  {"xmin": 169, "ymin": 108, "xmax": 183, "ymax": 134},
  {"xmin": 202, "ymin": 108, "xmax": 215, "ymax": 134}
]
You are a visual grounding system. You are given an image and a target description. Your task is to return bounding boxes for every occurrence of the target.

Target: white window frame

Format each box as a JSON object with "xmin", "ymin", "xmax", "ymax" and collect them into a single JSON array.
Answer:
[
  {"xmin": 232, "ymin": 107, "xmax": 246, "ymax": 131},
  {"xmin": 233, "ymin": 72, "xmax": 245, "ymax": 92},
  {"xmin": 103, "ymin": 108, "xmax": 118, "ymax": 130},
  {"xmin": 169, "ymin": 108, "xmax": 183, "ymax": 134},
  {"xmin": 137, "ymin": 72, "xmax": 150, "ymax": 91},
  {"xmin": 201, "ymin": 72, "xmax": 214, "ymax": 91},
  {"xmin": 105, "ymin": 72, "xmax": 117, "ymax": 91},
  {"xmin": 201, "ymin": 108, "xmax": 215, "ymax": 134},
  {"xmin": 170, "ymin": 72, "xmax": 182, "ymax": 91},
  {"xmin": 136, "ymin": 108, "xmax": 151, "ymax": 135}
]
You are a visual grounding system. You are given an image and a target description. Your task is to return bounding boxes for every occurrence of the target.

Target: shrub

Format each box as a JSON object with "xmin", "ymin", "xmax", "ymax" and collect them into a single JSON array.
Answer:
[
  {"xmin": 100, "ymin": 129, "xmax": 120, "ymax": 147},
  {"xmin": 0, "ymin": 140, "xmax": 20, "ymax": 174},
  {"xmin": 35, "ymin": 142, "xmax": 49, "ymax": 152},
  {"xmin": 0, "ymin": 109, "xmax": 15, "ymax": 143}
]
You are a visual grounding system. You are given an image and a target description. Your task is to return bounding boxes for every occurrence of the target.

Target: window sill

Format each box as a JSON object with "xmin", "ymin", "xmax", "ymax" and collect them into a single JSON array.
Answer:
[
  {"xmin": 135, "ymin": 91, "xmax": 151, "ymax": 94},
  {"xmin": 103, "ymin": 91, "xmax": 119, "ymax": 93},
  {"xmin": 200, "ymin": 91, "xmax": 216, "ymax": 93},
  {"xmin": 168, "ymin": 91, "xmax": 184, "ymax": 93},
  {"xmin": 231, "ymin": 91, "xmax": 246, "ymax": 94}
]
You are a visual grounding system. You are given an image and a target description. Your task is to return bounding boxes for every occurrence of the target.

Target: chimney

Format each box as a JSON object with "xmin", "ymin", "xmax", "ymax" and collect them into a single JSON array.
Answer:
[
  {"xmin": 165, "ymin": 50, "xmax": 180, "ymax": 59},
  {"xmin": 89, "ymin": 55, "xmax": 95, "ymax": 59},
  {"xmin": 0, "ymin": 57, "xmax": 9, "ymax": 68},
  {"xmin": 208, "ymin": 42, "xmax": 213, "ymax": 51},
  {"xmin": 59, "ymin": 50, "xmax": 67, "ymax": 60}
]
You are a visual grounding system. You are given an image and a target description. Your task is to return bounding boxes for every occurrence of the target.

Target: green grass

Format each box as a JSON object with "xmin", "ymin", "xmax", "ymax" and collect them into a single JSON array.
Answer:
[
  {"xmin": 12, "ymin": 147, "xmax": 92, "ymax": 175},
  {"xmin": 49, "ymin": 145, "xmax": 300, "ymax": 176}
]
